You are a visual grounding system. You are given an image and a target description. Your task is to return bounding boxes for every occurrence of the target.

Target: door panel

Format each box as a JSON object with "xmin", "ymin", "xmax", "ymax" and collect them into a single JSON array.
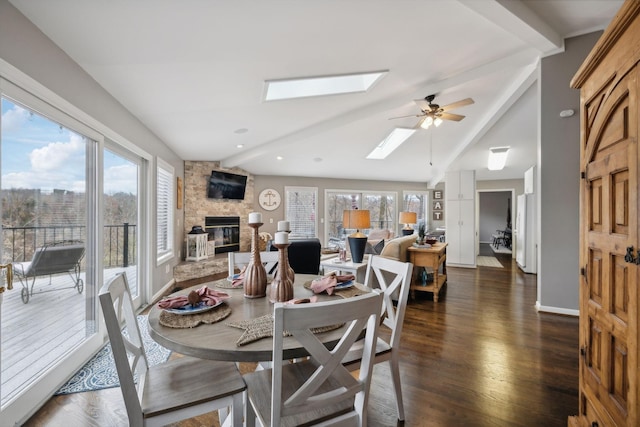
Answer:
[{"xmin": 581, "ymin": 66, "xmax": 637, "ymax": 427}]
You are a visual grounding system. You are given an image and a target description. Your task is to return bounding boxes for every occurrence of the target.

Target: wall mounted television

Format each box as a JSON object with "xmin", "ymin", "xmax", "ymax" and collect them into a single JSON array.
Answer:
[{"xmin": 207, "ymin": 170, "xmax": 247, "ymax": 200}]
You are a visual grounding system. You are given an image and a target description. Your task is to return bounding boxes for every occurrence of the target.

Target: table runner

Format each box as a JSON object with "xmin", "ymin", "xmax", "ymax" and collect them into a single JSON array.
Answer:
[
  {"xmin": 303, "ymin": 280, "xmax": 368, "ymax": 299},
  {"xmin": 226, "ymin": 313, "xmax": 343, "ymax": 346}
]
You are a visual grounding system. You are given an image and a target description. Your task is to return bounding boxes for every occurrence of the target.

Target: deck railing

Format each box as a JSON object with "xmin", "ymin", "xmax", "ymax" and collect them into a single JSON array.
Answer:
[{"xmin": 2, "ymin": 223, "xmax": 137, "ymax": 268}]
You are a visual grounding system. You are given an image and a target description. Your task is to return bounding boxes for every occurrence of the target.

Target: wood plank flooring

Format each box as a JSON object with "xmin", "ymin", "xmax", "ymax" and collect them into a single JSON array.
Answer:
[{"xmin": 24, "ymin": 245, "xmax": 579, "ymax": 426}]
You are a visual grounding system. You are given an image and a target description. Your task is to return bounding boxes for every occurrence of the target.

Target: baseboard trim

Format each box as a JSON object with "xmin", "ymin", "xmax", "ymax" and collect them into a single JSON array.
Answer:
[{"xmin": 536, "ymin": 301, "xmax": 579, "ymax": 316}]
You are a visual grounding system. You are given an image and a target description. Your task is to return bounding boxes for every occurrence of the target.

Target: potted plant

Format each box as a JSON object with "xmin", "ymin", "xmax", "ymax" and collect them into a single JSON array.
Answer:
[{"xmin": 417, "ymin": 221, "xmax": 426, "ymax": 245}]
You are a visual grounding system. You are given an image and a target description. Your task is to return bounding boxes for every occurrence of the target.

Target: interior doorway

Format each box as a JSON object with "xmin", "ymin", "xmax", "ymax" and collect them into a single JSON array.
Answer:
[{"xmin": 476, "ymin": 189, "xmax": 515, "ymax": 258}]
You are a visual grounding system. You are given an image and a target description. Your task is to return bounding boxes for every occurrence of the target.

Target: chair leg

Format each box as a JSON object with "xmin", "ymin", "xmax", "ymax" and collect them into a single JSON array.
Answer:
[
  {"xmin": 245, "ymin": 399, "xmax": 257, "ymax": 427},
  {"xmin": 389, "ymin": 358, "xmax": 405, "ymax": 421},
  {"xmin": 231, "ymin": 393, "xmax": 243, "ymax": 427}
]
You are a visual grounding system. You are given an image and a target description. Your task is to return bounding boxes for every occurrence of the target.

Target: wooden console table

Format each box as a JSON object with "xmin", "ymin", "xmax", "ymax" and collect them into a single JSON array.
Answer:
[{"xmin": 408, "ymin": 243, "xmax": 447, "ymax": 302}]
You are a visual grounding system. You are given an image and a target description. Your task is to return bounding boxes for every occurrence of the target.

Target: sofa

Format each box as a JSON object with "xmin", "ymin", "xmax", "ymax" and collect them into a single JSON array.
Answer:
[{"xmin": 378, "ymin": 234, "xmax": 417, "ymax": 262}]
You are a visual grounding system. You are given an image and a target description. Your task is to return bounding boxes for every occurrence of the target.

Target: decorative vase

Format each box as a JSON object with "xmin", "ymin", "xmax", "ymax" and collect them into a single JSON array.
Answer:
[
  {"xmin": 244, "ymin": 222, "xmax": 267, "ymax": 298},
  {"xmin": 270, "ymin": 242, "xmax": 294, "ymax": 303}
]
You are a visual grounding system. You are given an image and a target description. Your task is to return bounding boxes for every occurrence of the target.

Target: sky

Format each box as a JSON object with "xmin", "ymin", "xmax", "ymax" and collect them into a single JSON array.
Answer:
[{"xmin": 1, "ymin": 98, "xmax": 137, "ymax": 195}]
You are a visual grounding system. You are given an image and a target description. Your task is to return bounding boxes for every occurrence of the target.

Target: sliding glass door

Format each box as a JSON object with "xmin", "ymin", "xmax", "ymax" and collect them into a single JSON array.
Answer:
[{"xmin": 0, "ymin": 82, "xmax": 102, "ymax": 424}]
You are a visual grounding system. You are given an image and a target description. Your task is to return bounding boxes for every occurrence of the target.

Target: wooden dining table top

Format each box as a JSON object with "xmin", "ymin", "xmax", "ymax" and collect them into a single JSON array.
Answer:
[{"xmin": 147, "ymin": 274, "xmax": 365, "ymax": 363}]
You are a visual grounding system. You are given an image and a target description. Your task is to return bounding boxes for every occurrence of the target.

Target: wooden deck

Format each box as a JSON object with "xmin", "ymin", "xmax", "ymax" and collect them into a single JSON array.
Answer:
[{"xmin": 1, "ymin": 266, "xmax": 137, "ymax": 404}]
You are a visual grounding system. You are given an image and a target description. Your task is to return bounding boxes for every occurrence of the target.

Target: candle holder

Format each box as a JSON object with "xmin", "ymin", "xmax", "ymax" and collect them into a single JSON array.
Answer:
[
  {"xmin": 244, "ymin": 222, "xmax": 267, "ymax": 298},
  {"xmin": 270, "ymin": 241, "xmax": 294, "ymax": 303}
]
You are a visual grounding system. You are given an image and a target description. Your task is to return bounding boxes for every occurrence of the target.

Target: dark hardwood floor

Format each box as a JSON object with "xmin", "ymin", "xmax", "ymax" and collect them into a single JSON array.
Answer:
[{"xmin": 25, "ymin": 244, "xmax": 579, "ymax": 426}]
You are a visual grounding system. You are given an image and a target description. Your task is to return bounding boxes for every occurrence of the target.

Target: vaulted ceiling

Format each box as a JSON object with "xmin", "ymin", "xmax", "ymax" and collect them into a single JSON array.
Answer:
[{"xmin": 9, "ymin": 0, "xmax": 623, "ymax": 186}]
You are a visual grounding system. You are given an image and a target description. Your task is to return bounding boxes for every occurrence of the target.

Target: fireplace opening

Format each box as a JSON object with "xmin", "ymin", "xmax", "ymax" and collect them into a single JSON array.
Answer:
[{"xmin": 205, "ymin": 216, "xmax": 240, "ymax": 254}]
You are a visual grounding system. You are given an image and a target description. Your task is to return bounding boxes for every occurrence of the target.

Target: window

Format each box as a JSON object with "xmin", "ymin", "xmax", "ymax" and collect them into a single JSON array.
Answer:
[
  {"xmin": 362, "ymin": 192, "xmax": 396, "ymax": 231},
  {"xmin": 402, "ymin": 191, "xmax": 429, "ymax": 230},
  {"xmin": 325, "ymin": 190, "xmax": 397, "ymax": 243},
  {"xmin": 156, "ymin": 158, "xmax": 174, "ymax": 264},
  {"xmin": 284, "ymin": 186, "xmax": 317, "ymax": 238}
]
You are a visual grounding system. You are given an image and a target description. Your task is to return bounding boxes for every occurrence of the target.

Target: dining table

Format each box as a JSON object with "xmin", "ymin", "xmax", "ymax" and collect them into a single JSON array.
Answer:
[{"xmin": 147, "ymin": 273, "xmax": 369, "ymax": 363}]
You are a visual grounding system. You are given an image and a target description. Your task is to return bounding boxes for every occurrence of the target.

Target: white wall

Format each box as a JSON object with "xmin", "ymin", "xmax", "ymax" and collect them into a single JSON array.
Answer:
[{"xmin": 0, "ymin": 0, "xmax": 184, "ymax": 295}]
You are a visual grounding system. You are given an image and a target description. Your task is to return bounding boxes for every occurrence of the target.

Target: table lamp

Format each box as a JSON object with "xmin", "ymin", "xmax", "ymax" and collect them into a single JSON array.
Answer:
[
  {"xmin": 343, "ymin": 209, "xmax": 370, "ymax": 263},
  {"xmin": 399, "ymin": 211, "xmax": 417, "ymax": 236}
]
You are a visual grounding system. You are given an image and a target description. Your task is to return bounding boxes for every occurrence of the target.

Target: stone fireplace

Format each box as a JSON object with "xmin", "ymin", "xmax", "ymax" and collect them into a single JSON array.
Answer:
[
  {"xmin": 205, "ymin": 216, "xmax": 240, "ymax": 254},
  {"xmin": 183, "ymin": 161, "xmax": 253, "ymax": 258}
]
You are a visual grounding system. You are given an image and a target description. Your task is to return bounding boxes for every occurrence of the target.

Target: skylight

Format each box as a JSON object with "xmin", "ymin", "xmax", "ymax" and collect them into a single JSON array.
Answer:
[
  {"xmin": 488, "ymin": 146, "xmax": 510, "ymax": 170},
  {"xmin": 264, "ymin": 71, "xmax": 388, "ymax": 101},
  {"xmin": 366, "ymin": 128, "xmax": 416, "ymax": 160}
]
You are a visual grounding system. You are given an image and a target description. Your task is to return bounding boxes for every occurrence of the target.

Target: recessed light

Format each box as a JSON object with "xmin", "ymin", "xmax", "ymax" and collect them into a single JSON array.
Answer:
[
  {"xmin": 234, "ymin": 128, "xmax": 248, "ymax": 134},
  {"xmin": 264, "ymin": 71, "xmax": 388, "ymax": 101},
  {"xmin": 314, "ymin": 157, "xmax": 323, "ymax": 162},
  {"xmin": 276, "ymin": 156, "xmax": 284, "ymax": 160},
  {"xmin": 236, "ymin": 144, "xmax": 244, "ymax": 149}
]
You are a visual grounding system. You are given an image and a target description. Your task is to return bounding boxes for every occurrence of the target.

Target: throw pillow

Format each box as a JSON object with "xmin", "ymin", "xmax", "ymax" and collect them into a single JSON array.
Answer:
[
  {"xmin": 364, "ymin": 239, "xmax": 385, "ymax": 255},
  {"xmin": 373, "ymin": 239, "xmax": 384, "ymax": 254}
]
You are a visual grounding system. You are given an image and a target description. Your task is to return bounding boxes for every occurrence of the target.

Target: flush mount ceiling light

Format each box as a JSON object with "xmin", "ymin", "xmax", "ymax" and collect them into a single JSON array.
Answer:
[
  {"xmin": 488, "ymin": 146, "xmax": 510, "ymax": 170},
  {"xmin": 264, "ymin": 70, "xmax": 388, "ymax": 101},
  {"xmin": 366, "ymin": 128, "xmax": 416, "ymax": 160}
]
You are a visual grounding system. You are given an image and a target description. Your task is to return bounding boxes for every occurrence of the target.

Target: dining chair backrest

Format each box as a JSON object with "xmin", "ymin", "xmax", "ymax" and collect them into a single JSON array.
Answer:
[
  {"xmin": 228, "ymin": 251, "xmax": 279, "ymax": 277},
  {"xmin": 363, "ymin": 255, "xmax": 413, "ymax": 348},
  {"xmin": 273, "ymin": 291, "xmax": 382, "ymax": 426},
  {"xmin": 243, "ymin": 290, "xmax": 383, "ymax": 426},
  {"xmin": 99, "ymin": 272, "xmax": 148, "ymax": 421},
  {"xmin": 100, "ymin": 273, "xmax": 246, "ymax": 427}
]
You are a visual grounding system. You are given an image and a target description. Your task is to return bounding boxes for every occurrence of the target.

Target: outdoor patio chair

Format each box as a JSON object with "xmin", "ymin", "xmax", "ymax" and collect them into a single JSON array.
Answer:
[{"xmin": 12, "ymin": 240, "xmax": 85, "ymax": 304}]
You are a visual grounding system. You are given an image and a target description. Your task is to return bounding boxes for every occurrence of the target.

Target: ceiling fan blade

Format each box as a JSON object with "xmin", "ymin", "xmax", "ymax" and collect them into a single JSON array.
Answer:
[
  {"xmin": 440, "ymin": 112, "xmax": 466, "ymax": 121},
  {"xmin": 440, "ymin": 98, "xmax": 474, "ymax": 112},
  {"xmin": 388, "ymin": 113, "xmax": 424, "ymax": 120},
  {"xmin": 413, "ymin": 99, "xmax": 432, "ymax": 112}
]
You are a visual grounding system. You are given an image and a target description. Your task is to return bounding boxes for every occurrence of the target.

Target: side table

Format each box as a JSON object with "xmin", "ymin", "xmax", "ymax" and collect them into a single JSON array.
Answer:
[
  {"xmin": 320, "ymin": 256, "xmax": 368, "ymax": 283},
  {"xmin": 407, "ymin": 243, "xmax": 447, "ymax": 302}
]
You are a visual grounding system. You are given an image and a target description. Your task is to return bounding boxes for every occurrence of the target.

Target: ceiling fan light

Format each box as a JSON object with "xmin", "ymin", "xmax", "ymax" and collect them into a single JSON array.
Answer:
[
  {"xmin": 421, "ymin": 116, "xmax": 434, "ymax": 129},
  {"xmin": 488, "ymin": 146, "xmax": 510, "ymax": 171},
  {"xmin": 434, "ymin": 117, "xmax": 443, "ymax": 127}
]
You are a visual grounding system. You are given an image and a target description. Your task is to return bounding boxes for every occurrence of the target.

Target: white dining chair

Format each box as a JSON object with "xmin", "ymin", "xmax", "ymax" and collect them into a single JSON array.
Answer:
[
  {"xmin": 342, "ymin": 255, "xmax": 413, "ymax": 422},
  {"xmin": 99, "ymin": 272, "xmax": 246, "ymax": 427},
  {"xmin": 243, "ymin": 290, "xmax": 383, "ymax": 427},
  {"xmin": 228, "ymin": 251, "xmax": 279, "ymax": 277}
]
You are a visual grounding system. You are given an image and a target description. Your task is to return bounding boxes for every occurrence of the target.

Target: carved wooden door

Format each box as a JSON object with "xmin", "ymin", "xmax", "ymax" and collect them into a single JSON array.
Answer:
[{"xmin": 580, "ymin": 64, "xmax": 638, "ymax": 426}]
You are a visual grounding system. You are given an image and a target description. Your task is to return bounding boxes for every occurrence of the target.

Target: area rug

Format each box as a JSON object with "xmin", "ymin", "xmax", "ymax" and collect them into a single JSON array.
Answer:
[
  {"xmin": 490, "ymin": 245, "xmax": 512, "ymax": 255},
  {"xmin": 55, "ymin": 315, "xmax": 171, "ymax": 395},
  {"xmin": 476, "ymin": 256, "xmax": 503, "ymax": 268}
]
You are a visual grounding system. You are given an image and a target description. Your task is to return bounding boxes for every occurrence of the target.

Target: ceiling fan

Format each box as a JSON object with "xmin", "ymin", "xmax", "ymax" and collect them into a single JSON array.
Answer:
[{"xmin": 390, "ymin": 94, "xmax": 474, "ymax": 129}]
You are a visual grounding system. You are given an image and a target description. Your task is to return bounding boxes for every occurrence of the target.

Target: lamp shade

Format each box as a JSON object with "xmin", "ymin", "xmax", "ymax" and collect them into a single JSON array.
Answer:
[
  {"xmin": 343, "ymin": 209, "xmax": 370, "ymax": 264},
  {"xmin": 399, "ymin": 211, "xmax": 417, "ymax": 225},
  {"xmin": 342, "ymin": 209, "xmax": 370, "ymax": 231}
]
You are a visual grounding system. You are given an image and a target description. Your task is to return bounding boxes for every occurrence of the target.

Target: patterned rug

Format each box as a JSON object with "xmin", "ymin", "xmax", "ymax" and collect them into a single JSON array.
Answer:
[
  {"xmin": 476, "ymin": 256, "xmax": 503, "ymax": 268},
  {"xmin": 55, "ymin": 315, "xmax": 171, "ymax": 395}
]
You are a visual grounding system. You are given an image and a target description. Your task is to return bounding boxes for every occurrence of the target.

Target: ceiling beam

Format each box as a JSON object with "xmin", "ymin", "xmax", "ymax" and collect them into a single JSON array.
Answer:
[
  {"xmin": 428, "ymin": 60, "xmax": 539, "ymax": 187},
  {"xmin": 221, "ymin": 49, "xmax": 540, "ymax": 169},
  {"xmin": 458, "ymin": 0, "xmax": 564, "ymax": 54}
]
